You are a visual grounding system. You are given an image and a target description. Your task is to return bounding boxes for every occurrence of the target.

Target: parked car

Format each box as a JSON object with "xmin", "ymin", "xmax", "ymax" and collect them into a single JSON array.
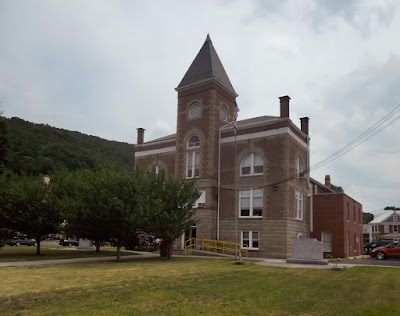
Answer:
[
  {"xmin": 370, "ymin": 242, "xmax": 400, "ymax": 260},
  {"xmin": 363, "ymin": 240, "xmax": 393, "ymax": 255},
  {"xmin": 8, "ymin": 236, "xmax": 36, "ymax": 246},
  {"xmin": 59, "ymin": 238, "xmax": 79, "ymax": 247}
]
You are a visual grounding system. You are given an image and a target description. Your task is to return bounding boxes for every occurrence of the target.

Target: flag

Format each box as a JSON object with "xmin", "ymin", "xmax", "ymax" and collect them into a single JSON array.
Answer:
[
  {"xmin": 233, "ymin": 100, "xmax": 239, "ymax": 133},
  {"xmin": 234, "ymin": 100, "xmax": 240, "ymax": 121}
]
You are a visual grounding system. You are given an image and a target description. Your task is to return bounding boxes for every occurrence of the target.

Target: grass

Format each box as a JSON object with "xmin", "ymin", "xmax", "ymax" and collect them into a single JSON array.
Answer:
[
  {"xmin": 0, "ymin": 257, "xmax": 399, "ymax": 315},
  {"xmin": 0, "ymin": 245, "xmax": 134, "ymax": 262}
]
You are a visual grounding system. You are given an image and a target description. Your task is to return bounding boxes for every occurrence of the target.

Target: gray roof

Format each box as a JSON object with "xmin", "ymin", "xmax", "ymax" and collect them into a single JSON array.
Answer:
[
  {"xmin": 221, "ymin": 115, "xmax": 280, "ymax": 130},
  {"xmin": 370, "ymin": 210, "xmax": 399, "ymax": 224},
  {"xmin": 145, "ymin": 133, "xmax": 176, "ymax": 144},
  {"xmin": 177, "ymin": 34, "xmax": 236, "ymax": 95}
]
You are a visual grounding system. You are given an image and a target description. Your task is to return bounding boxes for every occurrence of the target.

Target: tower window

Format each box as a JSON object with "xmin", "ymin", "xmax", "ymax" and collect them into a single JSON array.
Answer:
[
  {"xmin": 219, "ymin": 105, "xmax": 228, "ymax": 122},
  {"xmin": 186, "ymin": 152, "xmax": 200, "ymax": 178},
  {"xmin": 188, "ymin": 135, "xmax": 200, "ymax": 148},
  {"xmin": 188, "ymin": 103, "xmax": 203, "ymax": 119},
  {"xmin": 187, "ymin": 135, "xmax": 200, "ymax": 178}
]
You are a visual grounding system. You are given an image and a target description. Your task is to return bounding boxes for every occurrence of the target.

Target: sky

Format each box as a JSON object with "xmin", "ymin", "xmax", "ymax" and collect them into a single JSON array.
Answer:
[{"xmin": 1, "ymin": 0, "xmax": 399, "ymax": 214}]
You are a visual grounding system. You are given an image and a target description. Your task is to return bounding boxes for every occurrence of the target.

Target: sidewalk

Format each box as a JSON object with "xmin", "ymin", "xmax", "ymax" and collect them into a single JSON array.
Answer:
[
  {"xmin": 0, "ymin": 252, "xmax": 159, "ymax": 267},
  {"xmin": 0, "ymin": 251, "xmax": 364, "ymax": 269}
]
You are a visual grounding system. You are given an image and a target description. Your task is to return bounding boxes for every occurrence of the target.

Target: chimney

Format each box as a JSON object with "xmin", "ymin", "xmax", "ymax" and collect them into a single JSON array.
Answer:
[
  {"xmin": 300, "ymin": 117, "xmax": 309, "ymax": 135},
  {"xmin": 279, "ymin": 95, "xmax": 290, "ymax": 118},
  {"xmin": 325, "ymin": 175, "xmax": 331, "ymax": 188},
  {"xmin": 137, "ymin": 128, "xmax": 145, "ymax": 145}
]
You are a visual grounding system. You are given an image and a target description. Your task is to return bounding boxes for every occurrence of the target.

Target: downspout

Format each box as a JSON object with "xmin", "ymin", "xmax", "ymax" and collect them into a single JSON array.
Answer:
[{"xmin": 306, "ymin": 135, "xmax": 313, "ymax": 233}]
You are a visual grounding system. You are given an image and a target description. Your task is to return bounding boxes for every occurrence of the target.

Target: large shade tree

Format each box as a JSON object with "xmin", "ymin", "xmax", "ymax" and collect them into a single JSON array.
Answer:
[
  {"xmin": 54, "ymin": 166, "xmax": 144, "ymax": 261},
  {"xmin": 143, "ymin": 171, "xmax": 200, "ymax": 259},
  {"xmin": 0, "ymin": 172, "xmax": 62, "ymax": 255},
  {"xmin": 0, "ymin": 111, "xmax": 7, "ymax": 173}
]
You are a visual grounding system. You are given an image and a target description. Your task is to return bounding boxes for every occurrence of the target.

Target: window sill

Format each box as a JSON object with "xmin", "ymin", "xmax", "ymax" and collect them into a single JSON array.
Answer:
[
  {"xmin": 239, "ymin": 216, "xmax": 263, "ymax": 219},
  {"xmin": 240, "ymin": 174, "xmax": 263, "ymax": 177}
]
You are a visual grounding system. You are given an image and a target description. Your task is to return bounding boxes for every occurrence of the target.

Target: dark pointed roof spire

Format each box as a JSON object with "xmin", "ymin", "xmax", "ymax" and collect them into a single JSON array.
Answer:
[{"xmin": 176, "ymin": 34, "xmax": 237, "ymax": 96}]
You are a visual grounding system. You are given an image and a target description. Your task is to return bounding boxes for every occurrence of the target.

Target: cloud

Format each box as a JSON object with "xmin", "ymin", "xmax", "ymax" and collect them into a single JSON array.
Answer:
[{"xmin": 0, "ymin": 0, "xmax": 399, "ymax": 212}]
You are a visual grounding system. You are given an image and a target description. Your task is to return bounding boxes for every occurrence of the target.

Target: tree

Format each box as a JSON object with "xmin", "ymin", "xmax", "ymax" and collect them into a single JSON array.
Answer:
[
  {"xmin": 0, "ymin": 112, "xmax": 7, "ymax": 173},
  {"xmin": 54, "ymin": 166, "xmax": 143, "ymax": 261},
  {"xmin": 330, "ymin": 184, "xmax": 344, "ymax": 193},
  {"xmin": 363, "ymin": 212, "xmax": 374, "ymax": 224},
  {"xmin": 0, "ymin": 173, "xmax": 63, "ymax": 255},
  {"xmin": 384, "ymin": 206, "xmax": 400, "ymax": 210},
  {"xmin": 143, "ymin": 171, "xmax": 201, "ymax": 259}
]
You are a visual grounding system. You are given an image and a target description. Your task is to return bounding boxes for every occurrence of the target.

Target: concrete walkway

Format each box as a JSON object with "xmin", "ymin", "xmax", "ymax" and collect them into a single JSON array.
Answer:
[
  {"xmin": 255, "ymin": 258, "xmax": 355, "ymax": 269},
  {"xmin": 0, "ymin": 251, "xmax": 390, "ymax": 269},
  {"xmin": 0, "ymin": 252, "xmax": 159, "ymax": 267}
]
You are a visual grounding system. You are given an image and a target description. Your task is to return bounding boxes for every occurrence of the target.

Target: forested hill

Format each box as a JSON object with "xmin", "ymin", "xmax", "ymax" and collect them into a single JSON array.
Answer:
[{"xmin": 4, "ymin": 117, "xmax": 135, "ymax": 175}]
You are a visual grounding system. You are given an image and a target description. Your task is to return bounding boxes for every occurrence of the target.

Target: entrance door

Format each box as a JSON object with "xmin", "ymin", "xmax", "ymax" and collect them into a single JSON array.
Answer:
[{"xmin": 184, "ymin": 226, "xmax": 197, "ymax": 248}]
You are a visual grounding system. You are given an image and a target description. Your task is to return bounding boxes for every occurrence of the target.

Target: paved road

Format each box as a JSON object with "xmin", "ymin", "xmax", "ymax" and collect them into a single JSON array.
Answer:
[{"xmin": 347, "ymin": 257, "xmax": 400, "ymax": 267}]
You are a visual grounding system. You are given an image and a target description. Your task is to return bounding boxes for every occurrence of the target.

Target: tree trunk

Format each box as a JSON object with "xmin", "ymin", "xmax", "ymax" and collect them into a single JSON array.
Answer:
[
  {"xmin": 36, "ymin": 238, "xmax": 41, "ymax": 256},
  {"xmin": 166, "ymin": 240, "xmax": 173, "ymax": 259},
  {"xmin": 160, "ymin": 239, "xmax": 167, "ymax": 257},
  {"xmin": 95, "ymin": 241, "xmax": 100, "ymax": 253},
  {"xmin": 116, "ymin": 242, "xmax": 121, "ymax": 262}
]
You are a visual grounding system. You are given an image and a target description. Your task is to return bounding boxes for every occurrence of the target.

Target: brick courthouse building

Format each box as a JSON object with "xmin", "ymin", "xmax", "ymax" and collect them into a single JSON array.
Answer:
[{"xmin": 135, "ymin": 35, "xmax": 311, "ymax": 258}]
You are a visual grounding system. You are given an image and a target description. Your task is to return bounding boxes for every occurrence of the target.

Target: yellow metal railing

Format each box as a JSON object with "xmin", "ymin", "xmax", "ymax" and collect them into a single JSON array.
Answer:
[{"xmin": 184, "ymin": 238, "xmax": 248, "ymax": 257}]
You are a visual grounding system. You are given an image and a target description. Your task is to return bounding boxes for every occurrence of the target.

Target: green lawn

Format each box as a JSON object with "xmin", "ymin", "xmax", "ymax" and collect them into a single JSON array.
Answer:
[
  {"xmin": 0, "ymin": 257, "xmax": 399, "ymax": 315},
  {"xmin": 0, "ymin": 246, "xmax": 133, "ymax": 262}
]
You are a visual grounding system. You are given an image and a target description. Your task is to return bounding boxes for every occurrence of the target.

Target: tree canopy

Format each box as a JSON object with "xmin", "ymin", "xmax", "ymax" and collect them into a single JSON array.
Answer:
[
  {"xmin": 51, "ymin": 167, "xmax": 200, "ymax": 260},
  {"xmin": 0, "ymin": 113, "xmax": 7, "ymax": 173},
  {"xmin": 54, "ymin": 166, "xmax": 144, "ymax": 260},
  {"xmin": 0, "ymin": 172, "xmax": 62, "ymax": 255},
  {"xmin": 384, "ymin": 206, "xmax": 400, "ymax": 210},
  {"xmin": 142, "ymin": 171, "xmax": 200, "ymax": 258}
]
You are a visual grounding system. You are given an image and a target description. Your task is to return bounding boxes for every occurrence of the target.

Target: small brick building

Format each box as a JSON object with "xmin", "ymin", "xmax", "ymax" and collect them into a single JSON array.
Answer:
[
  {"xmin": 135, "ymin": 35, "xmax": 312, "ymax": 258},
  {"xmin": 310, "ymin": 175, "xmax": 364, "ymax": 258}
]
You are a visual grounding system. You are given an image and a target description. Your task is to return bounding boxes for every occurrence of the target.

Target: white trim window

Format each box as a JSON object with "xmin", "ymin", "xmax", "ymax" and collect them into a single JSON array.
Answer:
[
  {"xmin": 186, "ymin": 152, "xmax": 200, "ymax": 178},
  {"xmin": 241, "ymin": 231, "xmax": 259, "ymax": 250},
  {"xmin": 186, "ymin": 136, "xmax": 200, "ymax": 179},
  {"xmin": 295, "ymin": 190, "xmax": 303, "ymax": 220},
  {"xmin": 296, "ymin": 157, "xmax": 304, "ymax": 178},
  {"xmin": 394, "ymin": 225, "xmax": 398, "ymax": 233},
  {"xmin": 241, "ymin": 153, "xmax": 263, "ymax": 176},
  {"xmin": 239, "ymin": 189, "xmax": 263, "ymax": 218},
  {"xmin": 394, "ymin": 214, "xmax": 398, "ymax": 222}
]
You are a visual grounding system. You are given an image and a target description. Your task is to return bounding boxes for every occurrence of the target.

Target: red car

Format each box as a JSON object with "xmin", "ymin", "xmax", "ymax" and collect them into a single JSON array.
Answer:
[{"xmin": 370, "ymin": 242, "xmax": 400, "ymax": 260}]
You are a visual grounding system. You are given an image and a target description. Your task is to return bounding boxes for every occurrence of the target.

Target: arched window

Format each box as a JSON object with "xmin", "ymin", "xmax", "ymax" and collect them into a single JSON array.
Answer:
[
  {"xmin": 296, "ymin": 157, "xmax": 304, "ymax": 178},
  {"xmin": 241, "ymin": 153, "xmax": 263, "ymax": 176},
  {"xmin": 187, "ymin": 135, "xmax": 200, "ymax": 178},
  {"xmin": 188, "ymin": 135, "xmax": 200, "ymax": 148},
  {"xmin": 153, "ymin": 165, "xmax": 161, "ymax": 175}
]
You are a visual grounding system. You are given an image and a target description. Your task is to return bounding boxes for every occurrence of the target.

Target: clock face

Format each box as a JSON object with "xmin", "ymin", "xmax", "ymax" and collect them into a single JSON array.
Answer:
[
  {"xmin": 189, "ymin": 102, "xmax": 202, "ymax": 119},
  {"xmin": 219, "ymin": 105, "xmax": 228, "ymax": 122}
]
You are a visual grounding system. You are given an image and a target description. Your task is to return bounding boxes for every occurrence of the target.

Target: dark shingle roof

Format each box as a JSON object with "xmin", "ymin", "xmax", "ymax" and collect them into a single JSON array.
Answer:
[{"xmin": 177, "ymin": 34, "xmax": 236, "ymax": 95}]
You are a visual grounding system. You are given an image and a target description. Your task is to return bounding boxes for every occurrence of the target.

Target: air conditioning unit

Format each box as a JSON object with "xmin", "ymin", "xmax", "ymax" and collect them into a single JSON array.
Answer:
[{"xmin": 197, "ymin": 203, "xmax": 205, "ymax": 208}]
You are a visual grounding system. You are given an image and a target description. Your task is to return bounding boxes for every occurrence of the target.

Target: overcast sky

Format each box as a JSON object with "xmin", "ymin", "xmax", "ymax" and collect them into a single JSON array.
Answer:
[{"xmin": 1, "ymin": 0, "xmax": 399, "ymax": 214}]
